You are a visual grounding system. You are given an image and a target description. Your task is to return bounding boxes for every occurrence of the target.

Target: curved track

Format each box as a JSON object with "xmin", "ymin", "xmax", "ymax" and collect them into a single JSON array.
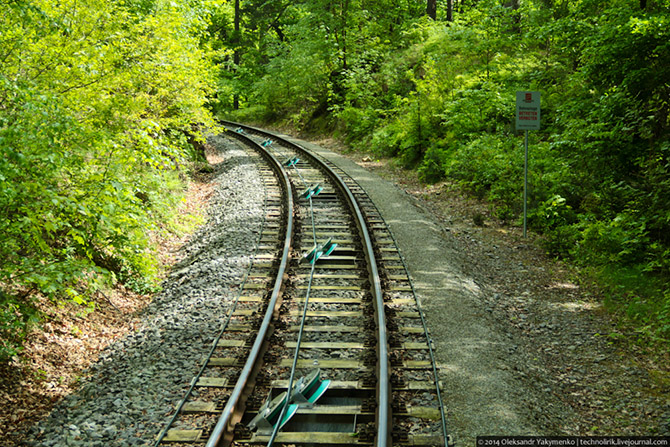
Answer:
[{"xmin": 154, "ymin": 123, "xmax": 448, "ymax": 447}]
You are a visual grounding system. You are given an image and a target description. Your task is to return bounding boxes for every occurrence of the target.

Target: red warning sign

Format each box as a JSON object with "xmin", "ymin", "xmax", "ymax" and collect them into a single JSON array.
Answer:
[{"xmin": 516, "ymin": 91, "xmax": 541, "ymax": 131}]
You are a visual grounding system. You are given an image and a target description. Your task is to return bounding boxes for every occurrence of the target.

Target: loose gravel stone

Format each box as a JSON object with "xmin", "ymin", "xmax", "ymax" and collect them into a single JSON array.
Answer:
[{"xmin": 23, "ymin": 135, "xmax": 265, "ymax": 446}]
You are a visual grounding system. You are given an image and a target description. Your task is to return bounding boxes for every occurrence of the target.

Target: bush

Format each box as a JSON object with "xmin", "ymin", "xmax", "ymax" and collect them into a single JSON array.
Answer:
[
  {"xmin": 0, "ymin": 293, "xmax": 39, "ymax": 361},
  {"xmin": 445, "ymin": 134, "xmax": 521, "ymax": 206},
  {"xmin": 575, "ymin": 214, "xmax": 651, "ymax": 267},
  {"xmin": 417, "ymin": 143, "xmax": 450, "ymax": 183},
  {"xmin": 528, "ymin": 195, "xmax": 577, "ymax": 257},
  {"xmin": 0, "ymin": 0, "xmax": 217, "ymax": 359}
]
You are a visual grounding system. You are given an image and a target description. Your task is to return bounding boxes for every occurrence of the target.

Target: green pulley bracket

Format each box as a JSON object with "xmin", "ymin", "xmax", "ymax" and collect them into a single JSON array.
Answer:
[
  {"xmin": 303, "ymin": 237, "xmax": 337, "ymax": 264},
  {"xmin": 299, "ymin": 184, "xmax": 323, "ymax": 200},
  {"xmin": 290, "ymin": 369, "xmax": 330, "ymax": 408},
  {"xmin": 247, "ymin": 391, "xmax": 298, "ymax": 435},
  {"xmin": 284, "ymin": 157, "xmax": 300, "ymax": 167}
]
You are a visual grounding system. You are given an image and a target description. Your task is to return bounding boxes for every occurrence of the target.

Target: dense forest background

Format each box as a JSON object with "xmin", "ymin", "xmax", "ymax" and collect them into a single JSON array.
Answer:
[
  {"xmin": 1, "ymin": 0, "xmax": 669, "ymax": 360},
  {"xmin": 218, "ymin": 0, "xmax": 670, "ymax": 347}
]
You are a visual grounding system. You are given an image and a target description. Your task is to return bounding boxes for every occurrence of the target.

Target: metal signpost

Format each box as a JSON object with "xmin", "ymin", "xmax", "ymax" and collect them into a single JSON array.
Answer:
[{"xmin": 516, "ymin": 91, "xmax": 541, "ymax": 238}]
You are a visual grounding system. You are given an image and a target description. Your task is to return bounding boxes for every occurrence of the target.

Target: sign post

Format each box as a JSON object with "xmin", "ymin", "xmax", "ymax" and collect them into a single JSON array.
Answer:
[{"xmin": 516, "ymin": 91, "xmax": 540, "ymax": 238}]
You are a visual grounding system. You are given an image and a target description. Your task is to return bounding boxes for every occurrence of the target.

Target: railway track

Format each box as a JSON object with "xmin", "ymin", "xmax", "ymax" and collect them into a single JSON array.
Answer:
[{"xmin": 153, "ymin": 123, "xmax": 449, "ymax": 447}]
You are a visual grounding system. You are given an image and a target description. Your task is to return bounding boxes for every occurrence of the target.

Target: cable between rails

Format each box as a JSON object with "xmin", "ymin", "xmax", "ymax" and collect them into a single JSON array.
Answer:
[
  {"xmin": 266, "ymin": 199, "xmax": 318, "ymax": 447},
  {"xmin": 260, "ymin": 140, "xmax": 319, "ymax": 447}
]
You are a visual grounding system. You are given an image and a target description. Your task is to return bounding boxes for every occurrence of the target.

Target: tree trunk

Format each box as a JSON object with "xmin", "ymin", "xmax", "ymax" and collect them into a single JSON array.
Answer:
[
  {"xmin": 342, "ymin": 0, "xmax": 348, "ymax": 69},
  {"xmin": 427, "ymin": 0, "xmax": 436, "ymax": 20},
  {"xmin": 509, "ymin": 0, "xmax": 521, "ymax": 33},
  {"xmin": 447, "ymin": 0, "xmax": 453, "ymax": 21},
  {"xmin": 233, "ymin": 0, "xmax": 240, "ymax": 110}
]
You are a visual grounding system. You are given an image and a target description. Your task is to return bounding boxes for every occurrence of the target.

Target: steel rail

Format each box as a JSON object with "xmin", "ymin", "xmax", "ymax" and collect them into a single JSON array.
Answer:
[
  {"xmin": 221, "ymin": 121, "xmax": 392, "ymax": 447},
  {"xmin": 205, "ymin": 129, "xmax": 294, "ymax": 447}
]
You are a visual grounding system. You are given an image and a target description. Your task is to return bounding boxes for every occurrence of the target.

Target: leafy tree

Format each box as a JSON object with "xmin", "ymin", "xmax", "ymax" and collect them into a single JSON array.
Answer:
[
  {"xmin": 0, "ymin": 0, "xmax": 219, "ymax": 360},
  {"xmin": 214, "ymin": 0, "xmax": 670, "ymax": 343}
]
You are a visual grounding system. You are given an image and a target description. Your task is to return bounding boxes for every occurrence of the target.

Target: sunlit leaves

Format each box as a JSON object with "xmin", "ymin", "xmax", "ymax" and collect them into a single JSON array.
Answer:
[{"xmin": 0, "ymin": 0, "xmax": 219, "ymax": 359}]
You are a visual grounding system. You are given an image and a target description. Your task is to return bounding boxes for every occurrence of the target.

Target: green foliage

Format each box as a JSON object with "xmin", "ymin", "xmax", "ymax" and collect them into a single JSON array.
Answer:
[
  {"xmin": 213, "ymin": 0, "xmax": 670, "ymax": 345},
  {"xmin": 446, "ymin": 134, "xmax": 520, "ymax": 206},
  {"xmin": 0, "ymin": 292, "xmax": 40, "ymax": 361},
  {"xmin": 528, "ymin": 195, "xmax": 578, "ymax": 257},
  {"xmin": 590, "ymin": 264, "xmax": 670, "ymax": 343},
  {"xmin": 0, "ymin": 0, "xmax": 219, "ymax": 359},
  {"xmin": 575, "ymin": 212, "xmax": 652, "ymax": 267}
]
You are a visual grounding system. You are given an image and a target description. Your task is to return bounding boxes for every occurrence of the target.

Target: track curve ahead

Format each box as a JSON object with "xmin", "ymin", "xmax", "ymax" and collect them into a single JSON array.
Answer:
[{"xmin": 154, "ymin": 123, "xmax": 448, "ymax": 447}]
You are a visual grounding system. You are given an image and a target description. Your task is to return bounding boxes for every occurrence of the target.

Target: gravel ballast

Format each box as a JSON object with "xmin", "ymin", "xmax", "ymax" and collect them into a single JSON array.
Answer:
[{"xmin": 23, "ymin": 135, "xmax": 265, "ymax": 447}]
